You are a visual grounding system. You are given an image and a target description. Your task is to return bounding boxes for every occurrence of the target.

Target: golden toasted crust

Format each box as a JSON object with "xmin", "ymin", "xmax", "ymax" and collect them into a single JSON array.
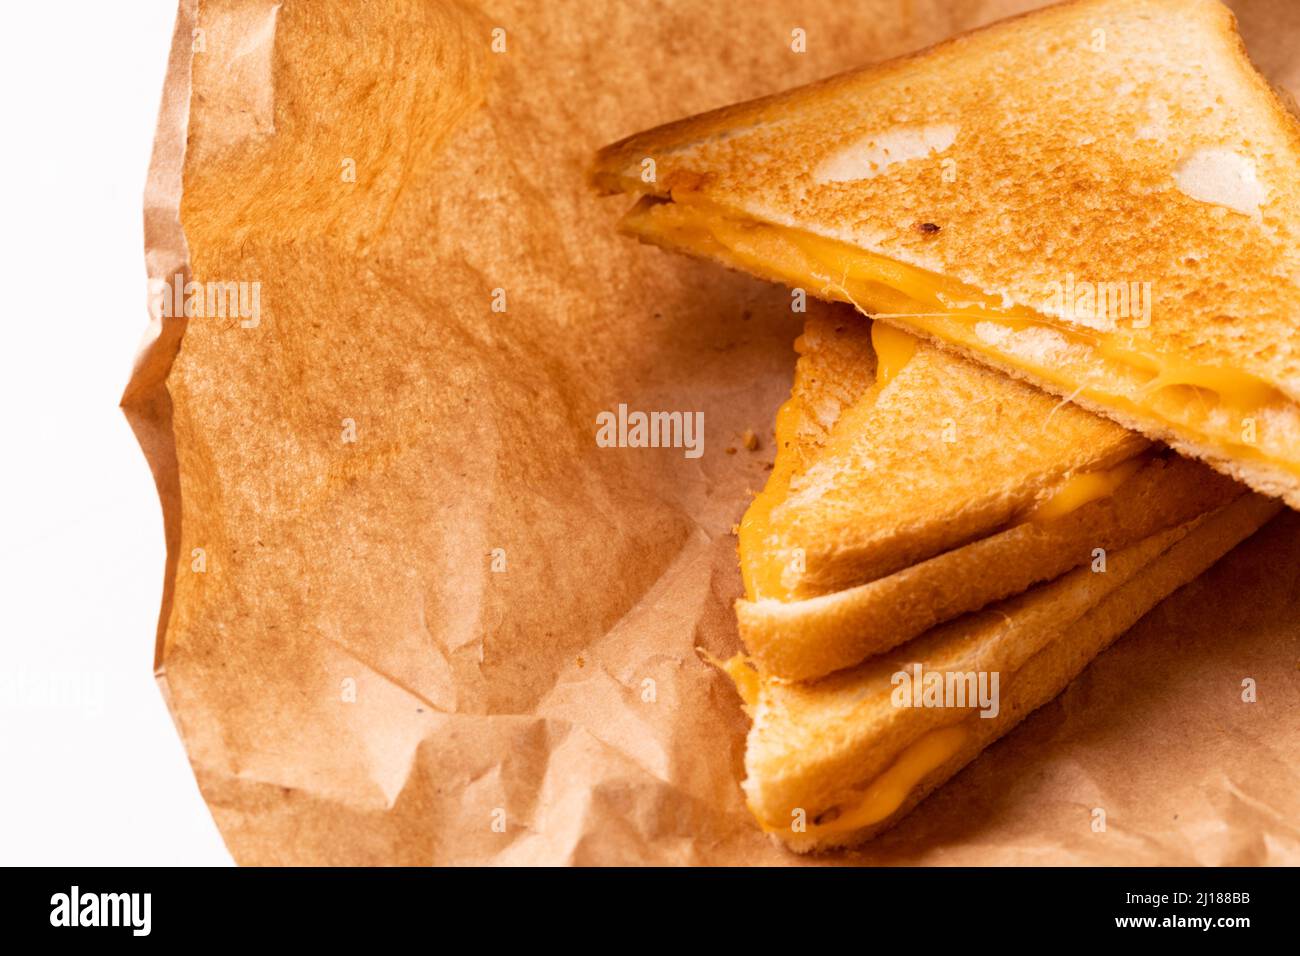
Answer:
[
  {"xmin": 769, "ymin": 342, "xmax": 1145, "ymax": 596},
  {"xmin": 736, "ymin": 308, "xmax": 1241, "ymax": 681},
  {"xmin": 782, "ymin": 313, "xmax": 878, "ymax": 469},
  {"xmin": 594, "ymin": 0, "xmax": 1300, "ymax": 501},
  {"xmin": 738, "ymin": 453, "xmax": 1244, "ymax": 680},
  {"xmin": 879, "ymin": 318, "xmax": 1300, "ymax": 509},
  {"xmin": 745, "ymin": 492, "xmax": 1281, "ymax": 852}
]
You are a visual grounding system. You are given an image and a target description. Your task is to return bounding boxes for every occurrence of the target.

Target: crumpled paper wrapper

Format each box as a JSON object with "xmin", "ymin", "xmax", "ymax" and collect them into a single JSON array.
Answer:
[{"xmin": 124, "ymin": 0, "xmax": 1300, "ymax": 865}]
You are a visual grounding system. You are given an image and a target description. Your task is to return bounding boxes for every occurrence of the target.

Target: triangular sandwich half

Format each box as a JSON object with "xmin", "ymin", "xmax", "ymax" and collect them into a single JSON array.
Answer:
[
  {"xmin": 731, "ymin": 488, "xmax": 1280, "ymax": 851},
  {"xmin": 739, "ymin": 310, "xmax": 1244, "ymax": 680},
  {"xmin": 593, "ymin": 0, "xmax": 1300, "ymax": 508}
]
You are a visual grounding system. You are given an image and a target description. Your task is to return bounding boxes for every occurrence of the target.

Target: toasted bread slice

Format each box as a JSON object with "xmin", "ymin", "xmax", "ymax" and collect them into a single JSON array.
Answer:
[
  {"xmin": 593, "ymin": 0, "xmax": 1300, "ymax": 508},
  {"xmin": 744, "ymin": 322, "xmax": 1150, "ymax": 603},
  {"xmin": 738, "ymin": 492, "xmax": 1281, "ymax": 852},
  {"xmin": 736, "ymin": 308, "xmax": 1243, "ymax": 679}
]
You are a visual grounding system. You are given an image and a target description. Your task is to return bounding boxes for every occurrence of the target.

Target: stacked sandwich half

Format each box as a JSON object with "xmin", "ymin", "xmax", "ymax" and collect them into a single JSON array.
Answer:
[{"xmin": 722, "ymin": 312, "xmax": 1276, "ymax": 851}]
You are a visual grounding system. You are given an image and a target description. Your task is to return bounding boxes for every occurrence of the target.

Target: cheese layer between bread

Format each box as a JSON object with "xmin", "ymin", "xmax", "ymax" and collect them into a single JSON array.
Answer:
[
  {"xmin": 627, "ymin": 197, "xmax": 1300, "ymax": 501},
  {"xmin": 735, "ymin": 492, "xmax": 1280, "ymax": 851}
]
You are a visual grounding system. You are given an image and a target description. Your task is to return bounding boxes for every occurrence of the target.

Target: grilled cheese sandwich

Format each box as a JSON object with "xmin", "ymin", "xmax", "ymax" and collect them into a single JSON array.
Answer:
[
  {"xmin": 732, "ymin": 310, "xmax": 1243, "ymax": 680},
  {"xmin": 624, "ymin": 197, "xmax": 1300, "ymax": 489},
  {"xmin": 735, "ymin": 492, "xmax": 1279, "ymax": 851}
]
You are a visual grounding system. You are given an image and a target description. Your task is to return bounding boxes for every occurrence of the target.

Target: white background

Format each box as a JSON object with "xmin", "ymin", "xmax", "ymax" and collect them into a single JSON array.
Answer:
[{"xmin": 0, "ymin": 1, "xmax": 231, "ymax": 864}]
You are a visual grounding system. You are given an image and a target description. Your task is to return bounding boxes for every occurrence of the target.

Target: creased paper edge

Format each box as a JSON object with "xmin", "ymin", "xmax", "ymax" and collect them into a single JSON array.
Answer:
[{"xmin": 119, "ymin": 0, "xmax": 198, "ymax": 727}]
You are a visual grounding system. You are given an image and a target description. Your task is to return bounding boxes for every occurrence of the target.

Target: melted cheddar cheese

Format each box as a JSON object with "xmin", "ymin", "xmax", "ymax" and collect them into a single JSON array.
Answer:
[
  {"xmin": 870, "ymin": 321, "xmax": 918, "ymax": 388},
  {"xmin": 750, "ymin": 724, "xmax": 969, "ymax": 839},
  {"xmin": 630, "ymin": 198, "xmax": 1298, "ymax": 481},
  {"xmin": 1027, "ymin": 455, "xmax": 1148, "ymax": 523}
]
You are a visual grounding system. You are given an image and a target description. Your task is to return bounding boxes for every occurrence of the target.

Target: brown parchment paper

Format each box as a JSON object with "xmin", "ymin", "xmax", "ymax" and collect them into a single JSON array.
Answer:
[{"xmin": 124, "ymin": 0, "xmax": 1300, "ymax": 865}]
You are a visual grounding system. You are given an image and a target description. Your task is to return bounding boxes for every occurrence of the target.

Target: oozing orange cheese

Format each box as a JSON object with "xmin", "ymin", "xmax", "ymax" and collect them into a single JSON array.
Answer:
[
  {"xmin": 705, "ymin": 652, "xmax": 968, "ymax": 840},
  {"xmin": 871, "ymin": 321, "xmax": 919, "ymax": 387},
  {"xmin": 749, "ymin": 724, "xmax": 969, "ymax": 838},
  {"xmin": 631, "ymin": 198, "xmax": 1297, "ymax": 479},
  {"xmin": 717, "ymin": 653, "xmax": 760, "ymax": 709},
  {"xmin": 1027, "ymin": 455, "xmax": 1147, "ymax": 523}
]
